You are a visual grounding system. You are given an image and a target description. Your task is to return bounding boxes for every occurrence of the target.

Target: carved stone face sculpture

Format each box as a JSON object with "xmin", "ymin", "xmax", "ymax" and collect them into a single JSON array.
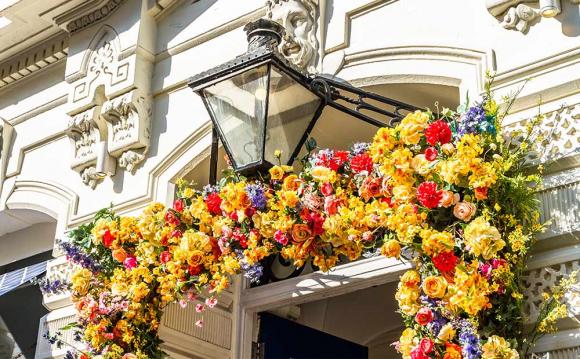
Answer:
[{"xmin": 268, "ymin": 0, "xmax": 318, "ymax": 72}]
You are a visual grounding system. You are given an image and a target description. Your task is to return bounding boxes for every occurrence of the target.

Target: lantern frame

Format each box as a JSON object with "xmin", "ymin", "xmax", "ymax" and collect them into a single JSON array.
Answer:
[{"xmin": 188, "ymin": 19, "xmax": 420, "ymax": 183}]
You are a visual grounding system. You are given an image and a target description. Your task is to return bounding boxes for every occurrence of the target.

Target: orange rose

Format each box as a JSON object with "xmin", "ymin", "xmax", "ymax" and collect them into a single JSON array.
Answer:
[
  {"xmin": 283, "ymin": 175, "xmax": 301, "ymax": 191},
  {"xmin": 291, "ymin": 224, "xmax": 312, "ymax": 243},
  {"xmin": 359, "ymin": 177, "xmax": 382, "ymax": 201},
  {"xmin": 439, "ymin": 190, "xmax": 459, "ymax": 208},
  {"xmin": 112, "ymin": 248, "xmax": 128, "ymax": 262},
  {"xmin": 188, "ymin": 250, "xmax": 205, "ymax": 266},
  {"xmin": 400, "ymin": 270, "xmax": 421, "ymax": 288},
  {"xmin": 269, "ymin": 166, "xmax": 285, "ymax": 180},
  {"xmin": 453, "ymin": 201, "xmax": 476, "ymax": 222},
  {"xmin": 422, "ymin": 275, "xmax": 447, "ymax": 298},
  {"xmin": 474, "ymin": 187, "xmax": 488, "ymax": 200}
]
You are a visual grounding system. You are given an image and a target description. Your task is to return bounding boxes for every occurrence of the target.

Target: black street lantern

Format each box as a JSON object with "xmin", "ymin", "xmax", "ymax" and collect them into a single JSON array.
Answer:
[{"xmin": 189, "ymin": 19, "xmax": 419, "ymax": 182}]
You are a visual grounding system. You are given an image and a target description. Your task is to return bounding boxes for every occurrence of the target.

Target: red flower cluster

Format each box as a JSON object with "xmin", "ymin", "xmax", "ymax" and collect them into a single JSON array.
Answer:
[
  {"xmin": 424, "ymin": 120, "xmax": 452, "ymax": 146},
  {"xmin": 206, "ymin": 193, "xmax": 222, "ymax": 215},
  {"xmin": 432, "ymin": 250, "xmax": 458, "ymax": 273},
  {"xmin": 103, "ymin": 229, "xmax": 115, "ymax": 248},
  {"xmin": 416, "ymin": 181, "xmax": 442, "ymax": 209},
  {"xmin": 349, "ymin": 152, "xmax": 373, "ymax": 174},
  {"xmin": 315, "ymin": 151, "xmax": 349, "ymax": 171}
]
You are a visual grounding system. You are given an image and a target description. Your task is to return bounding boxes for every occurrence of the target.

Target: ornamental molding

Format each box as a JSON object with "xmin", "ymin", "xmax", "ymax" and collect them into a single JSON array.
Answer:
[
  {"xmin": 0, "ymin": 34, "xmax": 68, "ymax": 89},
  {"xmin": 266, "ymin": 0, "xmax": 320, "ymax": 73},
  {"xmin": 486, "ymin": 0, "xmax": 580, "ymax": 33},
  {"xmin": 51, "ymin": 0, "xmax": 125, "ymax": 34},
  {"xmin": 0, "ymin": 119, "xmax": 14, "ymax": 194}
]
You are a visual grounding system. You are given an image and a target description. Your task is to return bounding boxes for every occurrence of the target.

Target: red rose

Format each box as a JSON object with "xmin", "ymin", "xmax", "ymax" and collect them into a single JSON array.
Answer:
[
  {"xmin": 320, "ymin": 182, "xmax": 333, "ymax": 196},
  {"xmin": 164, "ymin": 210, "xmax": 180, "ymax": 226},
  {"xmin": 350, "ymin": 153, "xmax": 373, "ymax": 174},
  {"xmin": 415, "ymin": 307, "xmax": 433, "ymax": 325},
  {"xmin": 432, "ymin": 251, "xmax": 458, "ymax": 273},
  {"xmin": 416, "ymin": 182, "xmax": 442, "ymax": 209},
  {"xmin": 307, "ymin": 211, "xmax": 325, "ymax": 236},
  {"xmin": 188, "ymin": 265, "xmax": 202, "ymax": 276},
  {"xmin": 419, "ymin": 338, "xmax": 434, "ymax": 354},
  {"xmin": 424, "ymin": 147, "xmax": 438, "ymax": 161},
  {"xmin": 160, "ymin": 251, "xmax": 172, "ymax": 264},
  {"xmin": 103, "ymin": 229, "xmax": 115, "ymax": 248},
  {"xmin": 206, "ymin": 193, "xmax": 222, "ymax": 215},
  {"xmin": 425, "ymin": 120, "xmax": 452, "ymax": 146},
  {"xmin": 173, "ymin": 199, "xmax": 185, "ymax": 212}
]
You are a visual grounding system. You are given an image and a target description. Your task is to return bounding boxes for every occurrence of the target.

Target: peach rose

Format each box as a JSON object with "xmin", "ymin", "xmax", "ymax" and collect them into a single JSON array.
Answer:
[
  {"xmin": 381, "ymin": 239, "xmax": 401, "ymax": 259},
  {"xmin": 291, "ymin": 224, "xmax": 312, "ymax": 243},
  {"xmin": 453, "ymin": 201, "xmax": 476, "ymax": 222},
  {"xmin": 422, "ymin": 275, "xmax": 447, "ymax": 298},
  {"xmin": 112, "ymin": 248, "xmax": 128, "ymax": 263},
  {"xmin": 439, "ymin": 190, "xmax": 460, "ymax": 208}
]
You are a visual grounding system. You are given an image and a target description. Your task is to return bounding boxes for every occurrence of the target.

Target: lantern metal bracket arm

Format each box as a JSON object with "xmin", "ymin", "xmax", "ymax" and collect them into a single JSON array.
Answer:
[{"xmin": 310, "ymin": 76, "xmax": 421, "ymax": 128}]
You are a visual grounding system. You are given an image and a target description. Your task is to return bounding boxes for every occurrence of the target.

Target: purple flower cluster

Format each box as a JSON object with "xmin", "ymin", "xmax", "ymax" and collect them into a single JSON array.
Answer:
[
  {"xmin": 237, "ymin": 250, "xmax": 263, "ymax": 283},
  {"xmin": 457, "ymin": 104, "xmax": 496, "ymax": 136},
  {"xmin": 37, "ymin": 277, "xmax": 69, "ymax": 295},
  {"xmin": 59, "ymin": 240, "xmax": 101, "ymax": 272},
  {"xmin": 457, "ymin": 320, "xmax": 482, "ymax": 359},
  {"xmin": 246, "ymin": 184, "xmax": 267, "ymax": 210},
  {"xmin": 352, "ymin": 142, "xmax": 370, "ymax": 155}
]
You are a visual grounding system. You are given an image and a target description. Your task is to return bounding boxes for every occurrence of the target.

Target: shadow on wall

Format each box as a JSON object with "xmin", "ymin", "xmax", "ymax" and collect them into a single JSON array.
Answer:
[{"xmin": 557, "ymin": 1, "xmax": 580, "ymax": 37}]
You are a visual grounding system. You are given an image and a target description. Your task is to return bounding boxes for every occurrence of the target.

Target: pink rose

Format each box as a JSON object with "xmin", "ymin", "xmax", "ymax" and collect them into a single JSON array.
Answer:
[
  {"xmin": 324, "ymin": 196, "xmax": 340, "ymax": 216},
  {"xmin": 419, "ymin": 338, "xmax": 434, "ymax": 353},
  {"xmin": 274, "ymin": 230, "xmax": 289, "ymax": 246},
  {"xmin": 123, "ymin": 256, "xmax": 137, "ymax": 270}
]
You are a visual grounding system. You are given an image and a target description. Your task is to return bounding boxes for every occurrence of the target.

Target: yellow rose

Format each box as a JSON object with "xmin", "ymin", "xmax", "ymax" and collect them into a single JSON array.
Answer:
[
  {"xmin": 422, "ymin": 275, "xmax": 447, "ymax": 298},
  {"xmin": 482, "ymin": 335, "xmax": 519, "ymax": 359},
  {"xmin": 411, "ymin": 154, "xmax": 432, "ymax": 175},
  {"xmin": 71, "ymin": 268, "xmax": 92, "ymax": 296},
  {"xmin": 269, "ymin": 165, "xmax": 285, "ymax": 180},
  {"xmin": 188, "ymin": 250, "xmax": 205, "ymax": 266},
  {"xmin": 280, "ymin": 190, "xmax": 300, "ymax": 208},
  {"xmin": 283, "ymin": 175, "xmax": 301, "ymax": 191},
  {"xmin": 310, "ymin": 166, "xmax": 335, "ymax": 182},
  {"xmin": 398, "ymin": 110, "xmax": 429, "ymax": 145},
  {"xmin": 182, "ymin": 187, "xmax": 195, "ymax": 198},
  {"xmin": 381, "ymin": 239, "xmax": 401, "ymax": 259},
  {"xmin": 399, "ymin": 328, "xmax": 417, "ymax": 358}
]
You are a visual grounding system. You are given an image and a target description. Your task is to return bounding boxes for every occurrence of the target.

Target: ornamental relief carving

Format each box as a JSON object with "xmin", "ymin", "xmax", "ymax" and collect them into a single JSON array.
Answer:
[
  {"xmin": 266, "ymin": 0, "xmax": 319, "ymax": 73},
  {"xmin": 65, "ymin": 23, "xmax": 153, "ymax": 188},
  {"xmin": 486, "ymin": 0, "xmax": 579, "ymax": 33}
]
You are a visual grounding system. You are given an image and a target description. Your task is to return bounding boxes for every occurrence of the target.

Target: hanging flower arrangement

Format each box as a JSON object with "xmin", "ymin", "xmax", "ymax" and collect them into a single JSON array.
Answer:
[{"xmin": 52, "ymin": 88, "xmax": 573, "ymax": 359}]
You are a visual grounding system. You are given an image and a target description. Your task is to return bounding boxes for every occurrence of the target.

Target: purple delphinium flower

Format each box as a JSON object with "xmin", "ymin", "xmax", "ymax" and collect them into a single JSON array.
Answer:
[
  {"xmin": 457, "ymin": 104, "xmax": 496, "ymax": 136},
  {"xmin": 59, "ymin": 240, "xmax": 101, "ymax": 273},
  {"xmin": 457, "ymin": 320, "xmax": 482, "ymax": 359},
  {"xmin": 246, "ymin": 184, "xmax": 267, "ymax": 210}
]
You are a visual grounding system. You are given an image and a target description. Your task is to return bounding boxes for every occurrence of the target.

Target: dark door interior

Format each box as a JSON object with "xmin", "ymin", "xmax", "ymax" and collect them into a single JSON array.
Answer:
[{"xmin": 258, "ymin": 312, "xmax": 368, "ymax": 359}]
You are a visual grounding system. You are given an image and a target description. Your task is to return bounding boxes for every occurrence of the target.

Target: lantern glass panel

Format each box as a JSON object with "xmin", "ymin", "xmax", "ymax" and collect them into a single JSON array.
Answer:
[
  {"xmin": 203, "ymin": 65, "xmax": 269, "ymax": 169},
  {"xmin": 264, "ymin": 66, "xmax": 321, "ymax": 165}
]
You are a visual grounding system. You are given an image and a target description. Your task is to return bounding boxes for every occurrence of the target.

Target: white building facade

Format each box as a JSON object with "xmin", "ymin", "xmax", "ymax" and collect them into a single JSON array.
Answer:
[{"xmin": 0, "ymin": 0, "xmax": 578, "ymax": 358}]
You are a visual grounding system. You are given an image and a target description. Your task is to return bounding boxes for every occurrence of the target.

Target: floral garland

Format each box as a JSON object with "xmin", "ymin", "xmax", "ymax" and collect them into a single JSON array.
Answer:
[{"xmin": 57, "ymin": 91, "xmax": 567, "ymax": 359}]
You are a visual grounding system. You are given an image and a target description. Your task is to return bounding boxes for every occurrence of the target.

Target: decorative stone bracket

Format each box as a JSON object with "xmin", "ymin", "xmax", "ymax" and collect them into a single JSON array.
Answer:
[
  {"xmin": 486, "ymin": 0, "xmax": 580, "ymax": 33},
  {"xmin": 62, "ymin": 0, "xmax": 155, "ymax": 188},
  {"xmin": 101, "ymin": 90, "xmax": 152, "ymax": 173}
]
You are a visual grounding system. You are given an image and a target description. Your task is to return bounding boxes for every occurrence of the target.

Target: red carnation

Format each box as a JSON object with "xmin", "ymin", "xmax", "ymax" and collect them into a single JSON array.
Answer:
[
  {"xmin": 416, "ymin": 182, "xmax": 442, "ymax": 209},
  {"xmin": 160, "ymin": 251, "xmax": 172, "ymax": 264},
  {"xmin": 424, "ymin": 147, "xmax": 438, "ymax": 161},
  {"xmin": 173, "ymin": 199, "xmax": 185, "ymax": 212},
  {"xmin": 432, "ymin": 250, "xmax": 458, "ymax": 273},
  {"xmin": 424, "ymin": 120, "xmax": 452, "ymax": 146},
  {"xmin": 329, "ymin": 151, "xmax": 349, "ymax": 171},
  {"xmin": 350, "ymin": 153, "xmax": 373, "ymax": 174},
  {"xmin": 206, "ymin": 193, "xmax": 222, "ymax": 215},
  {"xmin": 164, "ymin": 210, "xmax": 180, "ymax": 226},
  {"xmin": 103, "ymin": 229, "xmax": 115, "ymax": 248}
]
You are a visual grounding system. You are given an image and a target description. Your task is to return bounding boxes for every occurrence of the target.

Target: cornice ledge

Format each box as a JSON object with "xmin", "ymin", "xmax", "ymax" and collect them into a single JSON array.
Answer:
[{"xmin": 53, "ymin": 0, "xmax": 125, "ymax": 34}]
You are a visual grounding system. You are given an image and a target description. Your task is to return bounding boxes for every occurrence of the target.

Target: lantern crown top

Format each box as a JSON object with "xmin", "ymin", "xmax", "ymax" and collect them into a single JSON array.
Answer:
[{"xmin": 244, "ymin": 19, "xmax": 285, "ymax": 51}]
